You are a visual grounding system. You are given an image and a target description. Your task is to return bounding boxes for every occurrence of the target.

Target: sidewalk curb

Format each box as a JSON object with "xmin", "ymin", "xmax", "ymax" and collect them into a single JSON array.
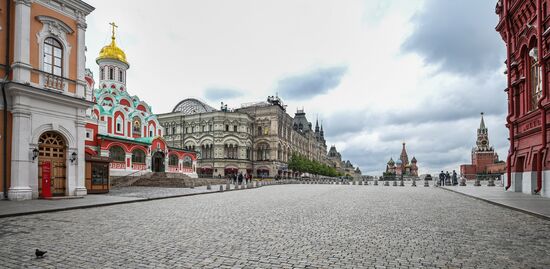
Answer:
[
  {"xmin": 440, "ymin": 187, "xmax": 550, "ymax": 221},
  {"xmin": 0, "ymin": 184, "xmax": 268, "ymax": 219}
]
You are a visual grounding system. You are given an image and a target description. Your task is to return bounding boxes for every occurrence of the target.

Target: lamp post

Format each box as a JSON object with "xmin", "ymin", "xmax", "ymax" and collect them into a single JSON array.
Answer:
[
  {"xmin": 32, "ymin": 148, "xmax": 39, "ymax": 161},
  {"xmin": 70, "ymin": 152, "xmax": 78, "ymax": 164}
]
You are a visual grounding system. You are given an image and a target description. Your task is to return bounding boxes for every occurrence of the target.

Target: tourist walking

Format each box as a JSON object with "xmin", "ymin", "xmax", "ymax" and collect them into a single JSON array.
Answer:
[
  {"xmin": 452, "ymin": 170, "xmax": 458, "ymax": 186},
  {"xmin": 445, "ymin": 171, "xmax": 451, "ymax": 186},
  {"xmin": 439, "ymin": 171, "xmax": 445, "ymax": 186},
  {"xmin": 238, "ymin": 173, "xmax": 243, "ymax": 184}
]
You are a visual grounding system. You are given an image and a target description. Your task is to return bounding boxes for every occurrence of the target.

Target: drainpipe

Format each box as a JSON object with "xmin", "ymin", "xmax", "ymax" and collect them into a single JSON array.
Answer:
[
  {"xmin": 536, "ymin": 0, "xmax": 547, "ymax": 194},
  {"xmin": 2, "ymin": 0, "xmax": 11, "ymax": 199},
  {"xmin": 505, "ymin": 0, "xmax": 515, "ymax": 191}
]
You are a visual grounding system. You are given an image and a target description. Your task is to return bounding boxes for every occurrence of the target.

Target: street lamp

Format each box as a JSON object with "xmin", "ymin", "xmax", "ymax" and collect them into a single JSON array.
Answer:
[
  {"xmin": 70, "ymin": 152, "xmax": 78, "ymax": 163},
  {"xmin": 32, "ymin": 148, "xmax": 39, "ymax": 161}
]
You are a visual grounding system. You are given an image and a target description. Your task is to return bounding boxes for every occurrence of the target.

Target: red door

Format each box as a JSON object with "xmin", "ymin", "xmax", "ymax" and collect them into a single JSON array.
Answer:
[{"xmin": 41, "ymin": 161, "xmax": 52, "ymax": 198}]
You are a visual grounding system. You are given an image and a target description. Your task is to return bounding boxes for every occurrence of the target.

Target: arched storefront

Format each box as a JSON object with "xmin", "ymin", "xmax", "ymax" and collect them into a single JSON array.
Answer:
[
  {"xmin": 38, "ymin": 132, "xmax": 67, "ymax": 197},
  {"xmin": 198, "ymin": 166, "xmax": 213, "ymax": 178},
  {"xmin": 256, "ymin": 167, "xmax": 270, "ymax": 178},
  {"xmin": 224, "ymin": 166, "xmax": 239, "ymax": 177}
]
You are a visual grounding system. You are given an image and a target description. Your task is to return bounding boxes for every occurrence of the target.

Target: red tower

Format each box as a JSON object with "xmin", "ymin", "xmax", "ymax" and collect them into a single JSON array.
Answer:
[
  {"xmin": 495, "ymin": 0, "xmax": 550, "ymax": 197},
  {"xmin": 460, "ymin": 113, "xmax": 505, "ymax": 179}
]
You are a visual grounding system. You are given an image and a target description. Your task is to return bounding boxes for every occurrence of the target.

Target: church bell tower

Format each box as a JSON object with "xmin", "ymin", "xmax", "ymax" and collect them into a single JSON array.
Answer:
[{"xmin": 476, "ymin": 112, "xmax": 492, "ymax": 152}]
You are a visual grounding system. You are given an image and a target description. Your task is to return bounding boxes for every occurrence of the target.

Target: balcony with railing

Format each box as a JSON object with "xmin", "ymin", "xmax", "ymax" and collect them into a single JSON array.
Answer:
[{"xmin": 43, "ymin": 73, "xmax": 66, "ymax": 91}]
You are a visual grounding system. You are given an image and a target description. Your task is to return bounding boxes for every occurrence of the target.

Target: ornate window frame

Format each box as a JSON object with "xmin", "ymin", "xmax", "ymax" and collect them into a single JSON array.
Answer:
[
  {"xmin": 115, "ymin": 116, "xmax": 124, "ymax": 135},
  {"xmin": 36, "ymin": 15, "xmax": 73, "ymax": 92}
]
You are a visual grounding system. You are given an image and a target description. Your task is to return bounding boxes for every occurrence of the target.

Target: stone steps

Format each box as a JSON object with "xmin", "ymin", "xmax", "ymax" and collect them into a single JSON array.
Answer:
[
  {"xmin": 111, "ymin": 171, "xmax": 153, "ymax": 187},
  {"xmin": 131, "ymin": 173, "xmax": 225, "ymax": 188}
]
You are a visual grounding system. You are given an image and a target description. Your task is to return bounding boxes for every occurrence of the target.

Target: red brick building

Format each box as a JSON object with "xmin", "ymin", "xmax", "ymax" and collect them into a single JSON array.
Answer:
[
  {"xmin": 460, "ymin": 113, "xmax": 506, "ymax": 179},
  {"xmin": 495, "ymin": 0, "xmax": 550, "ymax": 197}
]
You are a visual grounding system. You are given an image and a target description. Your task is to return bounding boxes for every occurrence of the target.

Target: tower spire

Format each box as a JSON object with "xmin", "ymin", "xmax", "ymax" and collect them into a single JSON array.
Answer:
[
  {"xmin": 476, "ymin": 112, "xmax": 491, "ymax": 151},
  {"xmin": 400, "ymin": 142, "xmax": 409, "ymax": 165},
  {"xmin": 315, "ymin": 117, "xmax": 319, "ymax": 132}
]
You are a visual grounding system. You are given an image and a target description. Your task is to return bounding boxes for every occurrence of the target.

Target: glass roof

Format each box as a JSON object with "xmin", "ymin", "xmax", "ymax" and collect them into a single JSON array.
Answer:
[{"xmin": 172, "ymin": 98, "xmax": 217, "ymax": 115}]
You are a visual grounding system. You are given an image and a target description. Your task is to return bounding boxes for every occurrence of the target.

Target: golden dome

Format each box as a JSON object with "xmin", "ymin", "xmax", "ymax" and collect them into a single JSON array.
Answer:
[
  {"xmin": 96, "ymin": 22, "xmax": 128, "ymax": 65},
  {"xmin": 96, "ymin": 38, "xmax": 128, "ymax": 65}
]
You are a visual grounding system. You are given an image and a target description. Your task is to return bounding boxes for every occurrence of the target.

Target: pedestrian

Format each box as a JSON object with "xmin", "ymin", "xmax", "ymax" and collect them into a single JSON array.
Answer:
[
  {"xmin": 452, "ymin": 170, "xmax": 458, "ymax": 185},
  {"xmin": 445, "ymin": 171, "xmax": 451, "ymax": 186},
  {"xmin": 238, "ymin": 172, "xmax": 243, "ymax": 184},
  {"xmin": 232, "ymin": 173, "xmax": 237, "ymax": 185},
  {"xmin": 439, "ymin": 171, "xmax": 445, "ymax": 186}
]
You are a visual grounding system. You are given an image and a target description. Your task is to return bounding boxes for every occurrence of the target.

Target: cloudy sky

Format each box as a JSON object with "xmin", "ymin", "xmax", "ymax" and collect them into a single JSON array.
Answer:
[{"xmin": 85, "ymin": 0, "xmax": 506, "ymax": 175}]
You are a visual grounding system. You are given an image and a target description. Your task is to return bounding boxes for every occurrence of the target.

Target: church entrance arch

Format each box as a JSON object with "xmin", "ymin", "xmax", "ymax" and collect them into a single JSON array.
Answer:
[
  {"xmin": 152, "ymin": 151, "xmax": 165, "ymax": 172},
  {"xmin": 38, "ymin": 131, "xmax": 67, "ymax": 197}
]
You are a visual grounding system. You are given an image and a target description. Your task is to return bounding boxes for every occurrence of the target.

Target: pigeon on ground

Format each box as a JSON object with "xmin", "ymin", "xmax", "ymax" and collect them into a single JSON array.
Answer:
[{"xmin": 35, "ymin": 249, "xmax": 47, "ymax": 258}]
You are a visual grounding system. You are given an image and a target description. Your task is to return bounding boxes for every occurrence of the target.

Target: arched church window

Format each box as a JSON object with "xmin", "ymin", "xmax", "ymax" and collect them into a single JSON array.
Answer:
[
  {"xmin": 109, "ymin": 67, "xmax": 114, "ymax": 80},
  {"xmin": 530, "ymin": 47, "xmax": 542, "ymax": 111},
  {"xmin": 43, "ymin": 37, "xmax": 63, "ymax": 76},
  {"xmin": 109, "ymin": 146, "xmax": 125, "ymax": 162},
  {"xmin": 131, "ymin": 149, "xmax": 146, "ymax": 163},
  {"xmin": 119, "ymin": 70, "xmax": 124, "ymax": 82},
  {"xmin": 169, "ymin": 154, "xmax": 179, "ymax": 166},
  {"xmin": 183, "ymin": 156, "xmax": 192, "ymax": 167},
  {"xmin": 116, "ymin": 116, "xmax": 123, "ymax": 134}
]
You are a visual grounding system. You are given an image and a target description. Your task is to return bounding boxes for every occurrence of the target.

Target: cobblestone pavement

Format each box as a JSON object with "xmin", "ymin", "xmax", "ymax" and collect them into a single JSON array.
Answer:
[
  {"xmin": 107, "ymin": 185, "xmax": 230, "ymax": 199},
  {"xmin": 1, "ymin": 185, "xmax": 550, "ymax": 268}
]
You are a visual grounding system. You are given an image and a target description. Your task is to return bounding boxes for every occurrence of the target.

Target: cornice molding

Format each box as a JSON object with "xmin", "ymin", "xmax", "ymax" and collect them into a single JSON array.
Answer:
[
  {"xmin": 13, "ymin": 0, "xmax": 34, "ymax": 7},
  {"xmin": 36, "ymin": 15, "xmax": 74, "ymax": 34}
]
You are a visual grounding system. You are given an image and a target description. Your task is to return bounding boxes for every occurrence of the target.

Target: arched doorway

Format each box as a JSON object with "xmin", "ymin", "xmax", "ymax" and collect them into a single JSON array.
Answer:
[
  {"xmin": 152, "ymin": 151, "xmax": 165, "ymax": 172},
  {"xmin": 38, "ymin": 132, "xmax": 67, "ymax": 197}
]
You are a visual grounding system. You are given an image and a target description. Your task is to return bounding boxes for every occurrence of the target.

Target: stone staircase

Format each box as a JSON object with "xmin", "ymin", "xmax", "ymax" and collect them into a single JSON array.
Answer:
[
  {"xmin": 131, "ymin": 172, "xmax": 225, "ymax": 188},
  {"xmin": 111, "ymin": 171, "xmax": 153, "ymax": 187}
]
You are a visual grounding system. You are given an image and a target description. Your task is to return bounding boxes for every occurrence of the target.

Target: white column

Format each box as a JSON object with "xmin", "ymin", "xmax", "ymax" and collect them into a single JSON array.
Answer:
[
  {"xmin": 146, "ymin": 154, "xmax": 152, "ymax": 172},
  {"xmin": 125, "ymin": 153, "xmax": 132, "ymax": 171},
  {"xmin": 76, "ymin": 18, "xmax": 87, "ymax": 99},
  {"xmin": 12, "ymin": 0, "xmax": 33, "ymax": 83},
  {"xmin": 74, "ymin": 117, "xmax": 87, "ymax": 196},
  {"xmin": 8, "ymin": 106, "xmax": 32, "ymax": 200},
  {"xmin": 164, "ymin": 154, "xmax": 169, "ymax": 172}
]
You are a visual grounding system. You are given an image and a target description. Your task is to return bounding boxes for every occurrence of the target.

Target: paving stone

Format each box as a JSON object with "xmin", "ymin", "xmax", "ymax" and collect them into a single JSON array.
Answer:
[{"xmin": 0, "ymin": 185, "xmax": 549, "ymax": 268}]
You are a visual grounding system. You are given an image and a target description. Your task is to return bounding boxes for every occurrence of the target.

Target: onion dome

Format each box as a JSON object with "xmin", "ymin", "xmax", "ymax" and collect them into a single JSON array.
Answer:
[
  {"xmin": 387, "ymin": 158, "xmax": 395, "ymax": 165},
  {"xmin": 96, "ymin": 22, "xmax": 128, "ymax": 65},
  {"xmin": 411, "ymin": 156, "xmax": 417, "ymax": 163}
]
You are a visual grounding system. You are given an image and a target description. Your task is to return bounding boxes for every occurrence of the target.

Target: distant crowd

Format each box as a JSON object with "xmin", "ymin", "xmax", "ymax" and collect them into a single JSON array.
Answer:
[{"xmin": 438, "ymin": 170, "xmax": 458, "ymax": 186}]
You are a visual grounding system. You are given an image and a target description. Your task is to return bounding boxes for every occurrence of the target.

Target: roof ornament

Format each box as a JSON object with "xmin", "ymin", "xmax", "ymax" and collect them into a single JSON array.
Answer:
[{"xmin": 109, "ymin": 22, "xmax": 118, "ymax": 40}]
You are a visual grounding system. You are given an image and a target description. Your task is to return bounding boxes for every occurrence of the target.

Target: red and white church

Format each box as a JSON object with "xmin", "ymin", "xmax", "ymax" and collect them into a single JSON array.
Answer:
[{"xmin": 83, "ymin": 26, "xmax": 197, "ymax": 192}]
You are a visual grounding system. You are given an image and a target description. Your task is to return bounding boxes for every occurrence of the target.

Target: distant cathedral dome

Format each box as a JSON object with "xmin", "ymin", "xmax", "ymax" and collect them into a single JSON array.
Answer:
[{"xmin": 172, "ymin": 98, "xmax": 217, "ymax": 115}]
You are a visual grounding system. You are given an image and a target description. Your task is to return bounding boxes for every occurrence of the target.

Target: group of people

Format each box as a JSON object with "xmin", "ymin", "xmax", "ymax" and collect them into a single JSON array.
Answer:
[
  {"xmin": 228, "ymin": 172, "xmax": 252, "ymax": 185},
  {"xmin": 438, "ymin": 170, "xmax": 458, "ymax": 186}
]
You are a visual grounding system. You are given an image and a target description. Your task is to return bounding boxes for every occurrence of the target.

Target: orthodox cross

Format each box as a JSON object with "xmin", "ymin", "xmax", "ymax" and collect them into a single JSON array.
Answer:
[{"xmin": 109, "ymin": 22, "xmax": 118, "ymax": 39}]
